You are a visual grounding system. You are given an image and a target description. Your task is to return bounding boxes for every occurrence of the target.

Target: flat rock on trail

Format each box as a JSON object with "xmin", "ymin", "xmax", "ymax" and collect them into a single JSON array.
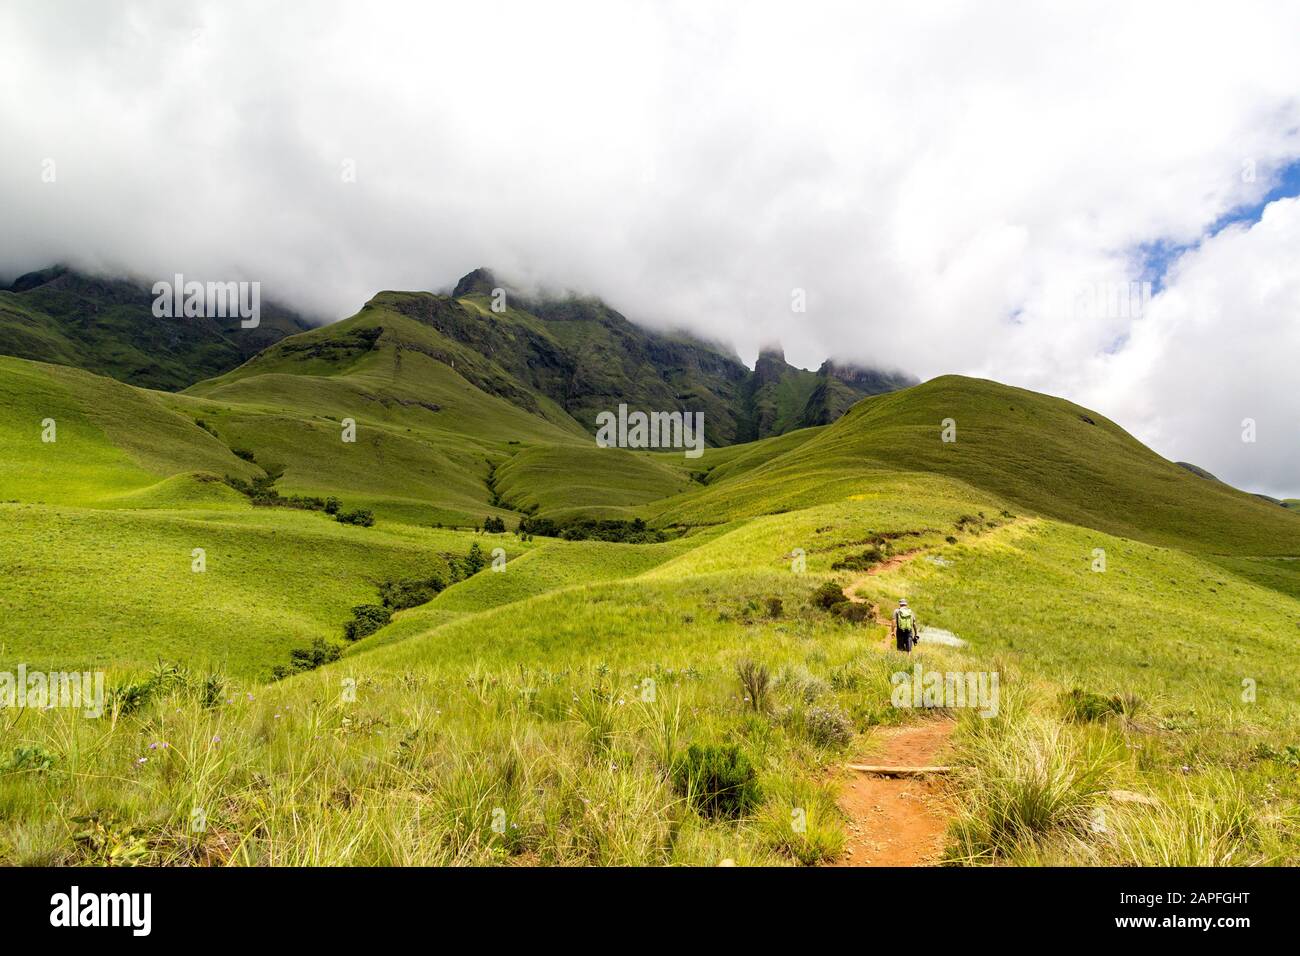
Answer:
[{"xmin": 832, "ymin": 717, "xmax": 956, "ymax": 867}]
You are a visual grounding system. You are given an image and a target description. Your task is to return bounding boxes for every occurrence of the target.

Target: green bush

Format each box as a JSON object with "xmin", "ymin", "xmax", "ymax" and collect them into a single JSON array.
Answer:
[
  {"xmin": 831, "ymin": 547, "xmax": 886, "ymax": 571},
  {"xmin": 378, "ymin": 575, "xmax": 446, "ymax": 610},
  {"xmin": 343, "ymin": 604, "xmax": 392, "ymax": 641},
  {"xmin": 324, "ymin": 496, "xmax": 341, "ymax": 515},
  {"xmin": 831, "ymin": 600, "xmax": 872, "ymax": 623},
  {"xmin": 812, "ymin": 581, "xmax": 846, "ymax": 609},
  {"xmin": 804, "ymin": 705, "xmax": 854, "ymax": 748},
  {"xmin": 271, "ymin": 638, "xmax": 343, "ymax": 680},
  {"xmin": 336, "ymin": 509, "xmax": 376, "ymax": 527},
  {"xmin": 672, "ymin": 744, "xmax": 761, "ymax": 818},
  {"xmin": 106, "ymin": 663, "xmax": 226, "ymax": 716}
]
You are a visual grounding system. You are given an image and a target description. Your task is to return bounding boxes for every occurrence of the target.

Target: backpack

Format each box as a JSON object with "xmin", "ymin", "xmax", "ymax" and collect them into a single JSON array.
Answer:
[{"xmin": 896, "ymin": 607, "xmax": 914, "ymax": 633}]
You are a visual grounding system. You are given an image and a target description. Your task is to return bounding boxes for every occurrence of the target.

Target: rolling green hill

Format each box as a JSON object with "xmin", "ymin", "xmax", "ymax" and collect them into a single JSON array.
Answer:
[
  {"xmin": 0, "ymin": 267, "xmax": 310, "ymax": 390},
  {"xmin": 2, "ymin": 301, "xmax": 1298, "ymax": 868},
  {"xmin": 650, "ymin": 375, "xmax": 1300, "ymax": 558}
]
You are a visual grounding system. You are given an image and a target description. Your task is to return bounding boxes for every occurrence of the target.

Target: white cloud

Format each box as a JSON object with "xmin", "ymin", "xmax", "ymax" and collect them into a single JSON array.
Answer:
[
  {"xmin": 2, "ymin": 0, "xmax": 1299, "ymax": 492},
  {"xmin": 1084, "ymin": 198, "xmax": 1300, "ymax": 499}
]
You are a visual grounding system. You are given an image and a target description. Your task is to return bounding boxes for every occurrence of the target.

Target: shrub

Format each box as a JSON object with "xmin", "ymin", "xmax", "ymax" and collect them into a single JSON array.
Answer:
[
  {"xmin": 232, "ymin": 447, "xmax": 256, "ymax": 462},
  {"xmin": 324, "ymin": 496, "xmax": 341, "ymax": 515},
  {"xmin": 378, "ymin": 575, "xmax": 446, "ymax": 610},
  {"xmin": 105, "ymin": 663, "xmax": 225, "ymax": 716},
  {"xmin": 483, "ymin": 516, "xmax": 507, "ymax": 533},
  {"xmin": 343, "ymin": 604, "xmax": 392, "ymax": 641},
  {"xmin": 336, "ymin": 509, "xmax": 375, "ymax": 527},
  {"xmin": 446, "ymin": 541, "xmax": 490, "ymax": 580},
  {"xmin": 812, "ymin": 581, "xmax": 846, "ymax": 609},
  {"xmin": 736, "ymin": 659, "xmax": 772, "ymax": 712},
  {"xmin": 830, "ymin": 600, "xmax": 872, "ymax": 623},
  {"xmin": 831, "ymin": 547, "xmax": 885, "ymax": 571},
  {"xmin": 517, "ymin": 515, "xmax": 666, "ymax": 543},
  {"xmin": 1253, "ymin": 742, "xmax": 1300, "ymax": 767},
  {"xmin": 107, "ymin": 680, "xmax": 154, "ymax": 717},
  {"xmin": 764, "ymin": 596, "xmax": 784, "ymax": 619},
  {"xmin": 804, "ymin": 705, "xmax": 855, "ymax": 748},
  {"xmin": 783, "ymin": 667, "xmax": 829, "ymax": 703},
  {"xmin": 672, "ymin": 744, "xmax": 761, "ymax": 818},
  {"xmin": 223, "ymin": 474, "xmax": 325, "ymax": 511},
  {"xmin": 271, "ymin": 638, "xmax": 343, "ymax": 679}
]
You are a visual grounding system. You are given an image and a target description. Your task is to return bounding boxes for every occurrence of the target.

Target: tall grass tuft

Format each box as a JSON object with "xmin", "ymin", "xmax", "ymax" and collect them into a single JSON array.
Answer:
[
  {"xmin": 948, "ymin": 697, "xmax": 1119, "ymax": 861},
  {"xmin": 736, "ymin": 659, "xmax": 772, "ymax": 713}
]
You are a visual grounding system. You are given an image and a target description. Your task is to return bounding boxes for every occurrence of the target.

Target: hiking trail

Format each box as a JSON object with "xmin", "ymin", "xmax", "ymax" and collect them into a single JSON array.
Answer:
[
  {"xmin": 830, "ymin": 545, "xmax": 958, "ymax": 865},
  {"xmin": 831, "ymin": 717, "xmax": 956, "ymax": 867},
  {"xmin": 843, "ymin": 550, "xmax": 923, "ymax": 647}
]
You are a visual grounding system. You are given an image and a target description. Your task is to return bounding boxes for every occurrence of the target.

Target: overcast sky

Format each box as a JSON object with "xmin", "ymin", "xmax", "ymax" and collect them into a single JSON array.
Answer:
[{"xmin": 2, "ymin": 0, "xmax": 1299, "ymax": 496}]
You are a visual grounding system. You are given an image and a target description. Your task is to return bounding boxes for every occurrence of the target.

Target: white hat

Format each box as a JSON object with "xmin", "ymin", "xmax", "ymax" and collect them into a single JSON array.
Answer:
[{"xmin": 899, "ymin": 598, "xmax": 908, "ymax": 606}]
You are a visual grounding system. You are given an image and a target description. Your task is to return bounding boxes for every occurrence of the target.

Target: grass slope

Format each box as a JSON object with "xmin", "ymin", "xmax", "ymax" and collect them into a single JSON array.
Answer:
[
  {"xmin": 3, "ymin": 346, "xmax": 1300, "ymax": 868},
  {"xmin": 0, "ymin": 505, "xmax": 477, "ymax": 678},
  {"xmin": 652, "ymin": 375, "xmax": 1300, "ymax": 557},
  {"xmin": 0, "ymin": 356, "xmax": 260, "ymax": 505}
]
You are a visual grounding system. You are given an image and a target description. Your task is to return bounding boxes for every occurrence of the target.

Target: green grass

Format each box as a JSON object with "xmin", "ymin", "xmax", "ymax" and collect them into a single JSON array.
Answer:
[
  {"xmin": 2, "ymin": 347, "xmax": 1299, "ymax": 867},
  {"xmin": 658, "ymin": 375, "xmax": 1300, "ymax": 556},
  {"xmin": 851, "ymin": 518, "xmax": 1300, "ymax": 730},
  {"xmin": 0, "ymin": 504, "xmax": 484, "ymax": 678},
  {"xmin": 493, "ymin": 445, "xmax": 692, "ymax": 520},
  {"xmin": 0, "ymin": 356, "xmax": 260, "ymax": 505}
]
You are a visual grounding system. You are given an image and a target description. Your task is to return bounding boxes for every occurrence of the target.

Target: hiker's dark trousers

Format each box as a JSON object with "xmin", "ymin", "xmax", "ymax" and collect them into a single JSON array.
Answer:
[{"xmin": 896, "ymin": 631, "xmax": 914, "ymax": 652}]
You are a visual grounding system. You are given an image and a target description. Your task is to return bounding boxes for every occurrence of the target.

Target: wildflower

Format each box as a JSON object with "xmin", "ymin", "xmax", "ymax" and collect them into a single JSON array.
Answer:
[{"xmin": 136, "ymin": 757, "xmax": 147, "ymax": 765}]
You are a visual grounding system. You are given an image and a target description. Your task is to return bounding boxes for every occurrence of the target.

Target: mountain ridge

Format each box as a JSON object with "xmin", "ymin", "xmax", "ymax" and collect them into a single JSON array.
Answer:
[{"xmin": 0, "ymin": 264, "xmax": 915, "ymax": 445}]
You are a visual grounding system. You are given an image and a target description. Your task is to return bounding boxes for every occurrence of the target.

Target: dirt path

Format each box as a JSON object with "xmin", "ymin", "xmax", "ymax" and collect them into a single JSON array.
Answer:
[
  {"xmin": 843, "ymin": 551, "xmax": 924, "ymax": 648},
  {"xmin": 829, "ymin": 546, "xmax": 957, "ymax": 865},
  {"xmin": 831, "ymin": 717, "xmax": 956, "ymax": 867}
]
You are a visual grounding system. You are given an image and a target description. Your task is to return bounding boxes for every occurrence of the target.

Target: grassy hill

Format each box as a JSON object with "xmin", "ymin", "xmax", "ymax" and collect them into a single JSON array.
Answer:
[
  {"xmin": 1, "ymin": 335, "xmax": 1297, "ymax": 867},
  {"xmin": 0, "ymin": 267, "xmax": 309, "ymax": 390},
  {"xmin": 650, "ymin": 375, "xmax": 1300, "ymax": 557}
]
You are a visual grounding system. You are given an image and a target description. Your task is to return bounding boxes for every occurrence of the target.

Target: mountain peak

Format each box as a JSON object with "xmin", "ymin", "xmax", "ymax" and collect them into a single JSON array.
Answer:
[
  {"xmin": 818, "ymin": 359, "xmax": 917, "ymax": 391},
  {"xmin": 452, "ymin": 267, "xmax": 501, "ymax": 298}
]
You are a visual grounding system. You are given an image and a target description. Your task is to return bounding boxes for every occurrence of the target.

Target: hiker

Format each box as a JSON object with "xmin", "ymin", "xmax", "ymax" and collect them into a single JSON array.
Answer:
[{"xmin": 892, "ymin": 598, "xmax": 919, "ymax": 652}]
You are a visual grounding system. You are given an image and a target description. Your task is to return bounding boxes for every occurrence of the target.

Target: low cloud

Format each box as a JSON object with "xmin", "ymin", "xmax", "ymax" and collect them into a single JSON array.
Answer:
[{"xmin": 2, "ymin": 0, "xmax": 1298, "ymax": 493}]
